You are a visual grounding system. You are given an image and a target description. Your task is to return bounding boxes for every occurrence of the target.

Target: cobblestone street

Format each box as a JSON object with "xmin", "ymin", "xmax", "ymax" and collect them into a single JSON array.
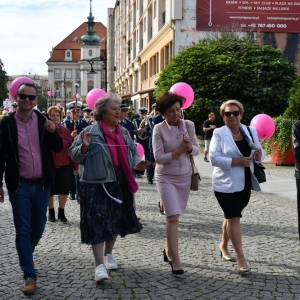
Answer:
[{"xmin": 1, "ymin": 162, "xmax": 300, "ymax": 299}]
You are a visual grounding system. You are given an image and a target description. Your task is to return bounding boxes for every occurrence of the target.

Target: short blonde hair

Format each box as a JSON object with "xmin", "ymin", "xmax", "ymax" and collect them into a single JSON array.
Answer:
[
  {"xmin": 220, "ymin": 100, "xmax": 244, "ymax": 117},
  {"xmin": 47, "ymin": 106, "xmax": 63, "ymax": 120}
]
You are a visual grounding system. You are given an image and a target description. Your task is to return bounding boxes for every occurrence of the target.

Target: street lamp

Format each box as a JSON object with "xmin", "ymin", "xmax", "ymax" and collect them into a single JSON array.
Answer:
[
  {"xmin": 86, "ymin": 40, "xmax": 107, "ymax": 91},
  {"xmin": 54, "ymin": 72, "xmax": 67, "ymax": 113},
  {"xmin": 47, "ymin": 90, "xmax": 53, "ymax": 107}
]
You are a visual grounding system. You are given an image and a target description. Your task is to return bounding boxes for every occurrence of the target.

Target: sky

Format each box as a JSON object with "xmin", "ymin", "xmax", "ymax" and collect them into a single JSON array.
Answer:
[{"xmin": 0, "ymin": 0, "xmax": 116, "ymax": 76}]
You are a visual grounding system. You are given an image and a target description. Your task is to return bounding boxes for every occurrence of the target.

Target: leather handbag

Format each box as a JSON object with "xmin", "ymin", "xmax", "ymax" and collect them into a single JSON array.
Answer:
[
  {"xmin": 246, "ymin": 126, "xmax": 266, "ymax": 183},
  {"xmin": 190, "ymin": 155, "xmax": 201, "ymax": 191}
]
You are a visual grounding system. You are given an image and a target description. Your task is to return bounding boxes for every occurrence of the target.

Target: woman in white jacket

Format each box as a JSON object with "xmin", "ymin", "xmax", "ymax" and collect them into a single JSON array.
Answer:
[{"xmin": 209, "ymin": 100, "xmax": 264, "ymax": 274}]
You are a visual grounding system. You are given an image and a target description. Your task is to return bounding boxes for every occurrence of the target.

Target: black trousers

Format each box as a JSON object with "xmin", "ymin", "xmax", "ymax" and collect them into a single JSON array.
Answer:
[{"xmin": 296, "ymin": 178, "xmax": 300, "ymax": 241}]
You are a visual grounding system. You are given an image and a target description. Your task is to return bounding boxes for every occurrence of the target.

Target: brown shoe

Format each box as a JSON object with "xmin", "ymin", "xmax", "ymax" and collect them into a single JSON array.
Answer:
[{"xmin": 23, "ymin": 278, "xmax": 36, "ymax": 295}]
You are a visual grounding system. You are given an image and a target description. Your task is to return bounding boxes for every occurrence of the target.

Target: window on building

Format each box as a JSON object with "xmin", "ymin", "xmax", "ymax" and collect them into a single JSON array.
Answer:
[
  {"xmin": 66, "ymin": 69, "xmax": 72, "ymax": 79},
  {"xmin": 67, "ymin": 87, "xmax": 72, "ymax": 97},
  {"xmin": 143, "ymin": 17, "xmax": 146, "ymax": 32},
  {"xmin": 141, "ymin": 62, "xmax": 148, "ymax": 81},
  {"xmin": 67, "ymin": 51, "xmax": 71, "ymax": 57},
  {"xmin": 150, "ymin": 53, "xmax": 158, "ymax": 76},
  {"xmin": 88, "ymin": 85, "xmax": 94, "ymax": 92},
  {"xmin": 54, "ymin": 69, "xmax": 61, "ymax": 79},
  {"xmin": 135, "ymin": 70, "xmax": 139, "ymax": 91},
  {"xmin": 55, "ymin": 88, "xmax": 61, "ymax": 98},
  {"xmin": 162, "ymin": 11, "xmax": 166, "ymax": 26},
  {"xmin": 153, "ymin": 1, "xmax": 157, "ymax": 18},
  {"xmin": 76, "ymin": 69, "xmax": 80, "ymax": 79}
]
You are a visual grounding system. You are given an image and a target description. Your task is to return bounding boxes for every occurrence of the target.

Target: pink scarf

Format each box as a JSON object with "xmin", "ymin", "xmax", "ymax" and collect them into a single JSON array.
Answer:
[{"xmin": 100, "ymin": 120, "xmax": 138, "ymax": 193}]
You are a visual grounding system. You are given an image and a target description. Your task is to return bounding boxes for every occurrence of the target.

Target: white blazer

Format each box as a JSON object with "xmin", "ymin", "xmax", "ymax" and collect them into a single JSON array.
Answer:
[{"xmin": 209, "ymin": 124, "xmax": 264, "ymax": 193}]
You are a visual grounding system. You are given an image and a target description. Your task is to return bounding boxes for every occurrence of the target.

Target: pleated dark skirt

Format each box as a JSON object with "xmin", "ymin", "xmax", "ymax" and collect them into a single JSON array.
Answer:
[{"xmin": 80, "ymin": 167, "xmax": 143, "ymax": 245}]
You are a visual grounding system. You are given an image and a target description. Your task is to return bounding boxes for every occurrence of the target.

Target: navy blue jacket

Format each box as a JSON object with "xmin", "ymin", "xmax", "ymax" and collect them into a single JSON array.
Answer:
[{"xmin": 119, "ymin": 118, "xmax": 137, "ymax": 141}]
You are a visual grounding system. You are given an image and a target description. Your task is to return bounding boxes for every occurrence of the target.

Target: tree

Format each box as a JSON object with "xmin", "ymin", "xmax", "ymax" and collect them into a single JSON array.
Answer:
[
  {"xmin": 154, "ymin": 32, "xmax": 296, "ymax": 133},
  {"xmin": 283, "ymin": 74, "xmax": 300, "ymax": 120},
  {"xmin": 0, "ymin": 59, "xmax": 9, "ymax": 103}
]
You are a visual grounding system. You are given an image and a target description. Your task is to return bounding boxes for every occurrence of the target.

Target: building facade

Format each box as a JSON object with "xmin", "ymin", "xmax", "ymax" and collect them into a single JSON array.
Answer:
[
  {"xmin": 108, "ymin": 0, "xmax": 300, "ymax": 114},
  {"xmin": 46, "ymin": 3, "xmax": 107, "ymax": 111}
]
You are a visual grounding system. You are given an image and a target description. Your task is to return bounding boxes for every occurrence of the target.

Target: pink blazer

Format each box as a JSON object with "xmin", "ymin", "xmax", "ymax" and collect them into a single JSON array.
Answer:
[{"xmin": 153, "ymin": 120, "xmax": 200, "ymax": 175}]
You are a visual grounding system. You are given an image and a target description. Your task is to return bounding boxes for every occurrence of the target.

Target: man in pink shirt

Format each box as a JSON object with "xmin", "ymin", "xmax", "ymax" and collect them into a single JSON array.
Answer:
[{"xmin": 0, "ymin": 82, "xmax": 63, "ymax": 295}]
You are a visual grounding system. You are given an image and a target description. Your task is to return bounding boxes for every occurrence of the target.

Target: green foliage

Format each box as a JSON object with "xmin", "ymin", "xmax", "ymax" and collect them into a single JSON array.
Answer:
[
  {"xmin": 283, "ymin": 74, "xmax": 300, "ymax": 120},
  {"xmin": 262, "ymin": 116, "xmax": 296, "ymax": 161},
  {"xmin": 0, "ymin": 59, "xmax": 9, "ymax": 102},
  {"xmin": 154, "ymin": 32, "xmax": 296, "ymax": 133}
]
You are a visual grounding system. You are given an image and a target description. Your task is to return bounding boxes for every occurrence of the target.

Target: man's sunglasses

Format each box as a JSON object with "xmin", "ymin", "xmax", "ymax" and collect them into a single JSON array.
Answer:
[
  {"xmin": 17, "ymin": 94, "xmax": 36, "ymax": 101},
  {"xmin": 224, "ymin": 111, "xmax": 240, "ymax": 117}
]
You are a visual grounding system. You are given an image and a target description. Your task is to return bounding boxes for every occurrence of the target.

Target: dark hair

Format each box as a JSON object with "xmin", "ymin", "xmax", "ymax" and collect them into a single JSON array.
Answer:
[
  {"xmin": 156, "ymin": 92, "xmax": 185, "ymax": 115},
  {"xmin": 17, "ymin": 82, "xmax": 37, "ymax": 94}
]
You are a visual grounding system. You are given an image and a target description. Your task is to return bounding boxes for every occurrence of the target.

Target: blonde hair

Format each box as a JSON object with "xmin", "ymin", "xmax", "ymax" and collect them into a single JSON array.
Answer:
[
  {"xmin": 220, "ymin": 100, "xmax": 244, "ymax": 117},
  {"xmin": 47, "ymin": 106, "xmax": 63, "ymax": 120}
]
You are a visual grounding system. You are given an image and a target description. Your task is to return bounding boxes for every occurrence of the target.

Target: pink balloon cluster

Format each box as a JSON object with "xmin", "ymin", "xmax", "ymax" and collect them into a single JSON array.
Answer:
[
  {"xmin": 250, "ymin": 114, "xmax": 275, "ymax": 140},
  {"xmin": 135, "ymin": 143, "xmax": 144, "ymax": 158},
  {"xmin": 9, "ymin": 77, "xmax": 34, "ymax": 100},
  {"xmin": 169, "ymin": 82, "xmax": 194, "ymax": 109},
  {"xmin": 86, "ymin": 88, "xmax": 107, "ymax": 110}
]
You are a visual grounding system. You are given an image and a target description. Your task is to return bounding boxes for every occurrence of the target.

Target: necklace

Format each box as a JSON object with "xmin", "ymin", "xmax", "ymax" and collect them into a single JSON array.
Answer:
[
  {"xmin": 231, "ymin": 130, "xmax": 240, "ymax": 138},
  {"xmin": 108, "ymin": 127, "xmax": 116, "ymax": 133}
]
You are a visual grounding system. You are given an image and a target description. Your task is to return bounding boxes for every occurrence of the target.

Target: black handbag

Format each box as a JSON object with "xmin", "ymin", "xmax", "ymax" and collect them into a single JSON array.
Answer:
[{"xmin": 247, "ymin": 127, "xmax": 266, "ymax": 183}]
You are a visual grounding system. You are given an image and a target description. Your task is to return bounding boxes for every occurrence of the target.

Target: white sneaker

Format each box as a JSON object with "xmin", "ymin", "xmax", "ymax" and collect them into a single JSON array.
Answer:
[
  {"xmin": 94, "ymin": 264, "xmax": 109, "ymax": 282},
  {"xmin": 103, "ymin": 254, "xmax": 118, "ymax": 270}
]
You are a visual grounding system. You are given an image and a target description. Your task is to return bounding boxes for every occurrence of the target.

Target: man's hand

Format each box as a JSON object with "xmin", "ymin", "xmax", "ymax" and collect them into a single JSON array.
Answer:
[
  {"xmin": 0, "ymin": 187, "xmax": 4, "ymax": 203},
  {"xmin": 45, "ymin": 120, "xmax": 55, "ymax": 133}
]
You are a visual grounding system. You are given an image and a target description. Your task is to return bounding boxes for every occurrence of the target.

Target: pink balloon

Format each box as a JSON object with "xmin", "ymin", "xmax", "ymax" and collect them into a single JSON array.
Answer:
[
  {"xmin": 250, "ymin": 114, "xmax": 275, "ymax": 140},
  {"xmin": 10, "ymin": 77, "xmax": 34, "ymax": 100},
  {"xmin": 135, "ymin": 143, "xmax": 144, "ymax": 158},
  {"xmin": 47, "ymin": 91, "xmax": 52, "ymax": 97},
  {"xmin": 86, "ymin": 88, "xmax": 107, "ymax": 110},
  {"xmin": 169, "ymin": 82, "xmax": 194, "ymax": 109}
]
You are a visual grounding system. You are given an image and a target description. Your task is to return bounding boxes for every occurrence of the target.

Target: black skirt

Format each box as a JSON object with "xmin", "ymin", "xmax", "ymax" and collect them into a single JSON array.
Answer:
[
  {"xmin": 215, "ymin": 138, "xmax": 252, "ymax": 219},
  {"xmin": 50, "ymin": 165, "xmax": 71, "ymax": 196},
  {"xmin": 80, "ymin": 167, "xmax": 143, "ymax": 245},
  {"xmin": 214, "ymin": 167, "xmax": 251, "ymax": 219}
]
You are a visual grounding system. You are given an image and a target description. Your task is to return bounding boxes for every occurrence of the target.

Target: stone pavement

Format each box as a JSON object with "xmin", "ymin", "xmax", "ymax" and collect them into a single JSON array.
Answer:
[{"xmin": 1, "ymin": 154, "xmax": 300, "ymax": 299}]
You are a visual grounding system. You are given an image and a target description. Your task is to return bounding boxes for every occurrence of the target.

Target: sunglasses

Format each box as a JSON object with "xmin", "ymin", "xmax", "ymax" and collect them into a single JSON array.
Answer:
[
  {"xmin": 17, "ymin": 94, "xmax": 37, "ymax": 101},
  {"xmin": 224, "ymin": 111, "xmax": 240, "ymax": 117}
]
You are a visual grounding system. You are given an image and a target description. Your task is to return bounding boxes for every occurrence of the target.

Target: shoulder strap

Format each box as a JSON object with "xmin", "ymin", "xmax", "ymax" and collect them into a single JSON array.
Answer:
[
  {"xmin": 246, "ymin": 126, "xmax": 254, "ymax": 143},
  {"xmin": 184, "ymin": 120, "xmax": 191, "ymax": 136}
]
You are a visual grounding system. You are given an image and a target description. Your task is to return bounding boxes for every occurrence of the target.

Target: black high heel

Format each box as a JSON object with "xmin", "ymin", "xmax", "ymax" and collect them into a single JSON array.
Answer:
[
  {"xmin": 163, "ymin": 249, "xmax": 169, "ymax": 262},
  {"xmin": 158, "ymin": 202, "xmax": 165, "ymax": 215},
  {"xmin": 169, "ymin": 261, "xmax": 184, "ymax": 275}
]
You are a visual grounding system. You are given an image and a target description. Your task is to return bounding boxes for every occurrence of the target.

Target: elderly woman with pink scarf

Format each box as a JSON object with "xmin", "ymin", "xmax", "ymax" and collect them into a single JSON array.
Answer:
[{"xmin": 69, "ymin": 93, "xmax": 148, "ymax": 283}]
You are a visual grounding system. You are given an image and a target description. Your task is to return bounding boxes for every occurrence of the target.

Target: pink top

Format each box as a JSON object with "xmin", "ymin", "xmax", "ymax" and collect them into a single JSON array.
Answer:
[{"xmin": 14, "ymin": 111, "xmax": 43, "ymax": 179}]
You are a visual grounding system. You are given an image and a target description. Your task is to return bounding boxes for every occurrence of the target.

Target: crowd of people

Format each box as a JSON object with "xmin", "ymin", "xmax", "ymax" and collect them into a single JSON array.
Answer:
[{"xmin": 0, "ymin": 84, "xmax": 272, "ymax": 295}]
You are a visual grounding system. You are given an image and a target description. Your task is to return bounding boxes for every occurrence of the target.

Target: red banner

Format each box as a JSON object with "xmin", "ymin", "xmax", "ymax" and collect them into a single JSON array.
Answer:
[{"xmin": 196, "ymin": 0, "xmax": 300, "ymax": 33}]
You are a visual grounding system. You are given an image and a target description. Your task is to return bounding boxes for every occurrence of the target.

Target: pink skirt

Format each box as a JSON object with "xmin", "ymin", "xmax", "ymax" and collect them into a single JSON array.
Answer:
[{"xmin": 155, "ymin": 172, "xmax": 191, "ymax": 216}]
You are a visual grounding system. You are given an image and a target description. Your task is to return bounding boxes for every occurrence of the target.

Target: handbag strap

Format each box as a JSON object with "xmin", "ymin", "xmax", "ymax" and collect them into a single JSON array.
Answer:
[
  {"xmin": 190, "ymin": 155, "xmax": 195, "ymax": 173},
  {"xmin": 246, "ymin": 126, "xmax": 254, "ymax": 144}
]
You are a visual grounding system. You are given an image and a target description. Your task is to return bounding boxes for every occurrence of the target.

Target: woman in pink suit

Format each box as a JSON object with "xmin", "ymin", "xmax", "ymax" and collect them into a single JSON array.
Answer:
[{"xmin": 152, "ymin": 92, "xmax": 200, "ymax": 275}]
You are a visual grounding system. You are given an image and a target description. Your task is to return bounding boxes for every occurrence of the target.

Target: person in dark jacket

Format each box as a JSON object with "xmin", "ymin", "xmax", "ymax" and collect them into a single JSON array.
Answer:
[
  {"xmin": 62, "ymin": 101, "xmax": 89, "ymax": 202},
  {"xmin": 0, "ymin": 82, "xmax": 63, "ymax": 295},
  {"xmin": 47, "ymin": 106, "xmax": 78, "ymax": 223},
  {"xmin": 292, "ymin": 120, "xmax": 300, "ymax": 241}
]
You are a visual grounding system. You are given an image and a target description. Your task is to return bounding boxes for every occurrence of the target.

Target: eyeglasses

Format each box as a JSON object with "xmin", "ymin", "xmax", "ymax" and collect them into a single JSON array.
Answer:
[
  {"xmin": 224, "ymin": 111, "xmax": 240, "ymax": 117},
  {"xmin": 17, "ymin": 94, "xmax": 37, "ymax": 101}
]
